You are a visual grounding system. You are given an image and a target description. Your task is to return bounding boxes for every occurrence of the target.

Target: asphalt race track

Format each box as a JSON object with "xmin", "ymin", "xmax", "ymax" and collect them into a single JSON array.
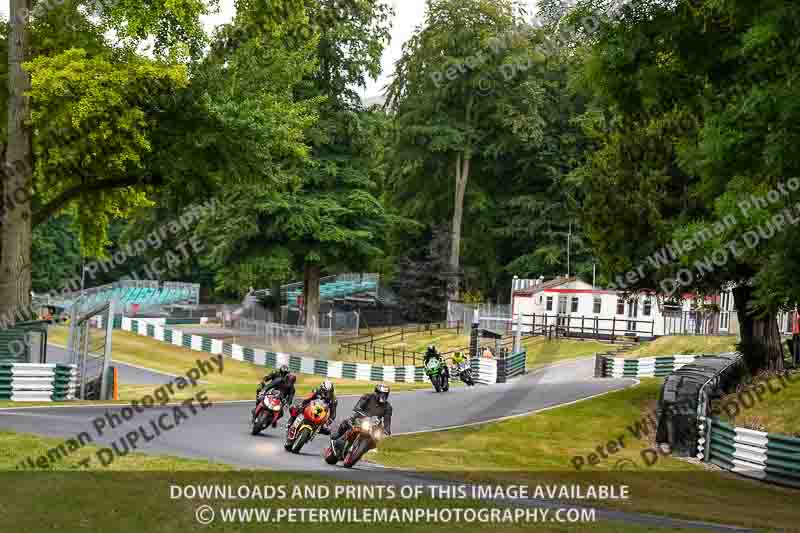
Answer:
[
  {"xmin": 0, "ymin": 358, "xmax": 751, "ymax": 531},
  {"xmin": 0, "ymin": 358, "xmax": 628, "ymax": 469},
  {"xmin": 46, "ymin": 345, "xmax": 190, "ymax": 385}
]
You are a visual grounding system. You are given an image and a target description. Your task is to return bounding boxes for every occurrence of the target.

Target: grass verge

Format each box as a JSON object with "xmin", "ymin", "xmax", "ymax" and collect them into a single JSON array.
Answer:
[
  {"xmin": 623, "ymin": 336, "xmax": 738, "ymax": 358},
  {"xmin": 522, "ymin": 337, "xmax": 610, "ymax": 369},
  {"xmin": 371, "ymin": 380, "xmax": 798, "ymax": 530},
  {"xmin": 718, "ymin": 371, "xmax": 800, "ymax": 435},
  {"xmin": 0, "ymin": 431, "xmax": 677, "ymax": 533}
]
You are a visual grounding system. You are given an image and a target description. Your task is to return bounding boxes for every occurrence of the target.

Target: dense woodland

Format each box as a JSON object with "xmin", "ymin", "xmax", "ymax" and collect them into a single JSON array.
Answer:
[{"xmin": 2, "ymin": 0, "xmax": 798, "ymax": 371}]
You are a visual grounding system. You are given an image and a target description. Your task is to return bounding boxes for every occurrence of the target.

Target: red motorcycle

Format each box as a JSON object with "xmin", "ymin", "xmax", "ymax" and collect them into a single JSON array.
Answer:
[
  {"xmin": 251, "ymin": 389, "xmax": 284, "ymax": 435},
  {"xmin": 284, "ymin": 399, "xmax": 331, "ymax": 453}
]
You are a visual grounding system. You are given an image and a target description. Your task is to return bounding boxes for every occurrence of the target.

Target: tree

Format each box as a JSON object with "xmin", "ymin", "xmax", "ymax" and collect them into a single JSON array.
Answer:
[
  {"xmin": 387, "ymin": 0, "xmax": 547, "ymax": 301},
  {"xmin": 574, "ymin": 0, "xmax": 800, "ymax": 371},
  {"xmin": 391, "ymin": 224, "xmax": 452, "ymax": 322},
  {"xmin": 195, "ymin": 1, "xmax": 399, "ymax": 335},
  {"xmin": 1, "ymin": 0, "xmax": 215, "ymax": 323}
]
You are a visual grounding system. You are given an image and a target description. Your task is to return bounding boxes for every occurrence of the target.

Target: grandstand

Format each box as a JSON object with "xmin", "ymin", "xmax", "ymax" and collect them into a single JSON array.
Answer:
[
  {"xmin": 253, "ymin": 273, "xmax": 380, "ymax": 307},
  {"xmin": 46, "ymin": 280, "xmax": 199, "ymax": 314}
]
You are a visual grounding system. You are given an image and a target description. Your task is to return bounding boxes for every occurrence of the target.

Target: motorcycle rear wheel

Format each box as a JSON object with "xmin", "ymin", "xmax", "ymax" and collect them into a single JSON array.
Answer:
[{"xmin": 442, "ymin": 375, "xmax": 450, "ymax": 392}]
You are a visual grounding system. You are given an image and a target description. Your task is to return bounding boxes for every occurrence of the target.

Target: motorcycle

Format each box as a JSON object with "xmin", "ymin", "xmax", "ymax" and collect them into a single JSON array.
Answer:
[
  {"xmin": 323, "ymin": 411, "xmax": 385, "ymax": 468},
  {"xmin": 284, "ymin": 399, "xmax": 331, "ymax": 453},
  {"xmin": 453, "ymin": 360, "xmax": 475, "ymax": 386},
  {"xmin": 251, "ymin": 389, "xmax": 284, "ymax": 436},
  {"xmin": 424, "ymin": 357, "xmax": 450, "ymax": 392}
]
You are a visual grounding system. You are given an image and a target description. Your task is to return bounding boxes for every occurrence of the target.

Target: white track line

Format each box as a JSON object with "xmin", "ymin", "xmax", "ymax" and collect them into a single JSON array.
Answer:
[{"xmin": 393, "ymin": 378, "xmax": 640, "ymax": 436}]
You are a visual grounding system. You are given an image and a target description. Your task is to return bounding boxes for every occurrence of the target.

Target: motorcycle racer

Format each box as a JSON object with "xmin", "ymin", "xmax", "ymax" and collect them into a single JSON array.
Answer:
[
  {"xmin": 253, "ymin": 365, "xmax": 296, "ymax": 426},
  {"xmin": 330, "ymin": 384, "xmax": 392, "ymax": 453},
  {"xmin": 288, "ymin": 379, "xmax": 338, "ymax": 428}
]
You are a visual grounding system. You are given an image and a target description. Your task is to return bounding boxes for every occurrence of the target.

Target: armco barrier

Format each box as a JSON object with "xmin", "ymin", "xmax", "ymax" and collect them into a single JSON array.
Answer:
[
  {"xmin": 698, "ymin": 417, "xmax": 800, "ymax": 489},
  {"xmin": 596, "ymin": 354, "xmax": 701, "ymax": 378},
  {"xmin": 0, "ymin": 363, "xmax": 79, "ymax": 402}
]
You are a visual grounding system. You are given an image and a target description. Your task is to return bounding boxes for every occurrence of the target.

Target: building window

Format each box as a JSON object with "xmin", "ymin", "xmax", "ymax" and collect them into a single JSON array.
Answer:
[
  {"xmin": 538, "ymin": 296, "xmax": 542, "ymax": 304},
  {"xmin": 571, "ymin": 296, "xmax": 579, "ymax": 313},
  {"xmin": 593, "ymin": 297, "xmax": 601, "ymax": 314},
  {"xmin": 616, "ymin": 298, "xmax": 625, "ymax": 315},
  {"xmin": 643, "ymin": 297, "xmax": 652, "ymax": 316},
  {"xmin": 546, "ymin": 296, "xmax": 553, "ymax": 311}
]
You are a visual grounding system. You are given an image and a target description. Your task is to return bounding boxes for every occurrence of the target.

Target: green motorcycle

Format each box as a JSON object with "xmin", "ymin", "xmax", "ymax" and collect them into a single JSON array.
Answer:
[{"xmin": 424, "ymin": 357, "xmax": 450, "ymax": 393}]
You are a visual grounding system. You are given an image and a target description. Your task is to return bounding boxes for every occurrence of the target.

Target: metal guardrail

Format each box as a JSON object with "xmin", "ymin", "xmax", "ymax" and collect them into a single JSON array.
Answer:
[{"xmin": 699, "ymin": 418, "xmax": 800, "ymax": 489}]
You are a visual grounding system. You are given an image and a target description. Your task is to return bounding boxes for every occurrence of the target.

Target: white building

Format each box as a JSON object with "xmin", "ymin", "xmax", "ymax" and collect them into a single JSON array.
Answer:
[{"xmin": 511, "ymin": 277, "xmax": 738, "ymax": 339}]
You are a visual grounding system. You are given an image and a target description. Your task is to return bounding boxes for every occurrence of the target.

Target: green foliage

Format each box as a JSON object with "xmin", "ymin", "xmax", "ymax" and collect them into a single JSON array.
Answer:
[{"xmin": 30, "ymin": 214, "xmax": 81, "ymax": 293}]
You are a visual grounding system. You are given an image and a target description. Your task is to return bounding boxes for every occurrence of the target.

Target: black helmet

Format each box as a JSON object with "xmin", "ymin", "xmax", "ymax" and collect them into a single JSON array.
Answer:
[
  {"xmin": 374, "ymin": 383, "xmax": 390, "ymax": 404},
  {"xmin": 279, "ymin": 365, "xmax": 290, "ymax": 376},
  {"xmin": 426, "ymin": 345, "xmax": 436, "ymax": 355}
]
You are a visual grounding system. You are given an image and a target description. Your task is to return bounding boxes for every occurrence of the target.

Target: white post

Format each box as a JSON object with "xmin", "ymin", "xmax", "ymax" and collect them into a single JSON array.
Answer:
[{"xmin": 513, "ymin": 312, "xmax": 522, "ymax": 353}]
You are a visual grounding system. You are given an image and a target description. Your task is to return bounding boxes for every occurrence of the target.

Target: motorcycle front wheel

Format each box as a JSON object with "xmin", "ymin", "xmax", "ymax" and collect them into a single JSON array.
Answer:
[
  {"xmin": 324, "ymin": 445, "xmax": 339, "ymax": 465},
  {"xmin": 432, "ymin": 375, "xmax": 441, "ymax": 392},
  {"xmin": 251, "ymin": 413, "xmax": 266, "ymax": 436},
  {"xmin": 343, "ymin": 437, "xmax": 371, "ymax": 468},
  {"xmin": 292, "ymin": 427, "xmax": 313, "ymax": 454}
]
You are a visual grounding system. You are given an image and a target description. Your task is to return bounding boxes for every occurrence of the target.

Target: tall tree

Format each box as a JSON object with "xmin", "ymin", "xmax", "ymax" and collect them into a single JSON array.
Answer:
[
  {"xmin": 387, "ymin": 0, "xmax": 539, "ymax": 301},
  {"xmin": 3, "ymin": 0, "xmax": 33, "ymax": 320}
]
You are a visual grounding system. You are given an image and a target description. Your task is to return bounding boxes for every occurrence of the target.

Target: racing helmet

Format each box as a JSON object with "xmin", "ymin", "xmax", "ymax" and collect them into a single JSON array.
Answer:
[
  {"xmin": 374, "ymin": 383, "xmax": 390, "ymax": 404},
  {"xmin": 319, "ymin": 380, "xmax": 334, "ymax": 398},
  {"xmin": 426, "ymin": 345, "xmax": 437, "ymax": 355},
  {"xmin": 278, "ymin": 364, "xmax": 290, "ymax": 376}
]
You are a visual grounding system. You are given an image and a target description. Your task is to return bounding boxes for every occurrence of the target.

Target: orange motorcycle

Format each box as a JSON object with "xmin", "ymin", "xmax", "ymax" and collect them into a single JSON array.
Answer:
[
  {"xmin": 323, "ymin": 412, "xmax": 385, "ymax": 468},
  {"xmin": 284, "ymin": 399, "xmax": 331, "ymax": 453}
]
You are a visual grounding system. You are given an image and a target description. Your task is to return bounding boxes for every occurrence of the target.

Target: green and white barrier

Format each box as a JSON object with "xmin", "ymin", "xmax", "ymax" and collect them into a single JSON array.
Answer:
[
  {"xmin": 470, "ymin": 357, "xmax": 498, "ymax": 385},
  {"xmin": 0, "ymin": 363, "xmax": 79, "ymax": 402},
  {"xmin": 120, "ymin": 318, "xmax": 430, "ymax": 384},
  {"xmin": 598, "ymin": 354, "xmax": 701, "ymax": 378},
  {"xmin": 698, "ymin": 417, "xmax": 800, "ymax": 489},
  {"xmin": 93, "ymin": 315, "xmax": 209, "ymax": 329},
  {"xmin": 499, "ymin": 351, "xmax": 527, "ymax": 382}
]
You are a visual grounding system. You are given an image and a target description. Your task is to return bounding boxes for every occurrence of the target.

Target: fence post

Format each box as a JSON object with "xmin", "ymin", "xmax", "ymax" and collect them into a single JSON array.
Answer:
[
  {"xmin": 612, "ymin": 317, "xmax": 616, "ymax": 342},
  {"xmin": 581, "ymin": 316, "xmax": 585, "ymax": 338}
]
